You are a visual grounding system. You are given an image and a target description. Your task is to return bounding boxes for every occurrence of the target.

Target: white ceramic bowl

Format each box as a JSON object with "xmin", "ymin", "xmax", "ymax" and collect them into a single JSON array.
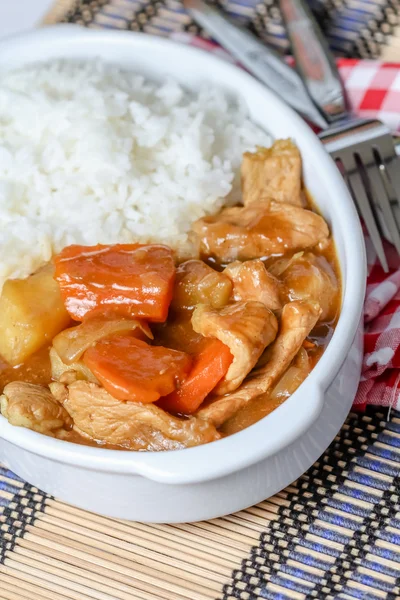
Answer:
[{"xmin": 0, "ymin": 25, "xmax": 366, "ymax": 523}]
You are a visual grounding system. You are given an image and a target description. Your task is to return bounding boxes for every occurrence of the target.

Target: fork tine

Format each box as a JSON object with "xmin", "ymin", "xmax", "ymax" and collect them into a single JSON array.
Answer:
[
  {"xmin": 383, "ymin": 155, "xmax": 400, "ymax": 211},
  {"xmin": 346, "ymin": 165, "xmax": 389, "ymax": 272},
  {"xmin": 361, "ymin": 152, "xmax": 400, "ymax": 256},
  {"xmin": 377, "ymin": 139, "xmax": 400, "ymax": 211},
  {"xmin": 322, "ymin": 119, "xmax": 399, "ymax": 270}
]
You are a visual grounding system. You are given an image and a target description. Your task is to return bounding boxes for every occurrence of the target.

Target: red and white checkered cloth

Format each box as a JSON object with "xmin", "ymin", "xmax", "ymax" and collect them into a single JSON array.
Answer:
[
  {"xmin": 173, "ymin": 33, "xmax": 400, "ymax": 409},
  {"xmin": 355, "ymin": 238, "xmax": 400, "ymax": 410}
]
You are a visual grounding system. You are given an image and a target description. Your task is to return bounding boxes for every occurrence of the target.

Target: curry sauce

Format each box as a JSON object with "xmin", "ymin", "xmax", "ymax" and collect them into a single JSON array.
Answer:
[{"xmin": 0, "ymin": 140, "xmax": 342, "ymax": 451}]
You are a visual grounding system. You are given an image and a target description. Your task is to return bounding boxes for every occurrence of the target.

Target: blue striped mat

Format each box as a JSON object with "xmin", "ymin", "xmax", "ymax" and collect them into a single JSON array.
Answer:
[
  {"xmin": 53, "ymin": 0, "xmax": 400, "ymax": 58},
  {"xmin": 1, "ymin": 408, "xmax": 400, "ymax": 599}
]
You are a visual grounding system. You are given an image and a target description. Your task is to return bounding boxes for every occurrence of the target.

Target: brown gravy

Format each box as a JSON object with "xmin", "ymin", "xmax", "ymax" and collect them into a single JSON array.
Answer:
[
  {"xmin": 0, "ymin": 345, "xmax": 51, "ymax": 390},
  {"xmin": 0, "ymin": 196, "xmax": 341, "ymax": 449}
]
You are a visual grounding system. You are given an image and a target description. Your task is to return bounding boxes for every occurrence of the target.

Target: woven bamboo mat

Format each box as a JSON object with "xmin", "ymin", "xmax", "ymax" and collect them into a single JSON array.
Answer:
[
  {"xmin": 1, "ymin": 408, "xmax": 400, "ymax": 598},
  {"xmin": 43, "ymin": 0, "xmax": 400, "ymax": 59},
  {"xmin": 1, "ymin": 2, "xmax": 400, "ymax": 599}
]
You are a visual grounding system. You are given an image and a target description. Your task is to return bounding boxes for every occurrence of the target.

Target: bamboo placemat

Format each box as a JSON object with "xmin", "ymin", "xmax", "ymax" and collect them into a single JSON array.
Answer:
[
  {"xmin": 43, "ymin": 0, "xmax": 400, "ymax": 59},
  {"xmin": 1, "ymin": 2, "xmax": 400, "ymax": 598},
  {"xmin": 1, "ymin": 408, "xmax": 400, "ymax": 598}
]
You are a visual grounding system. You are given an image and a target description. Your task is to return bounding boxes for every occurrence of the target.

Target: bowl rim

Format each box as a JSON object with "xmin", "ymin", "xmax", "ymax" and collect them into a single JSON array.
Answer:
[{"xmin": 0, "ymin": 25, "xmax": 367, "ymax": 485}]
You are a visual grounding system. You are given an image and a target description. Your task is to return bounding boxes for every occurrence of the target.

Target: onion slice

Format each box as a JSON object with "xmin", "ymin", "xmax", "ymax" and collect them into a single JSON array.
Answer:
[
  {"xmin": 268, "ymin": 347, "xmax": 310, "ymax": 402},
  {"xmin": 269, "ymin": 251, "xmax": 304, "ymax": 277},
  {"xmin": 52, "ymin": 317, "xmax": 153, "ymax": 365}
]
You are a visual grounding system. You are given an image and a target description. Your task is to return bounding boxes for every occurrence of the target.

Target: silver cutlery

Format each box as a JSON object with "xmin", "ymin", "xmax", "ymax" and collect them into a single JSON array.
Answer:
[
  {"xmin": 280, "ymin": 0, "xmax": 400, "ymax": 271},
  {"xmin": 320, "ymin": 119, "xmax": 400, "ymax": 271},
  {"xmin": 185, "ymin": 0, "xmax": 400, "ymax": 272},
  {"xmin": 279, "ymin": 0, "xmax": 346, "ymax": 124},
  {"xmin": 183, "ymin": 0, "xmax": 328, "ymax": 128}
]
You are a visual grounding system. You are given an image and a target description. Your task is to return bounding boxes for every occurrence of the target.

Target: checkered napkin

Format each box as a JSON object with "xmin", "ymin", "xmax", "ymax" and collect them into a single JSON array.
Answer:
[
  {"xmin": 174, "ymin": 33, "xmax": 400, "ymax": 409},
  {"xmin": 320, "ymin": 59, "xmax": 400, "ymax": 410}
]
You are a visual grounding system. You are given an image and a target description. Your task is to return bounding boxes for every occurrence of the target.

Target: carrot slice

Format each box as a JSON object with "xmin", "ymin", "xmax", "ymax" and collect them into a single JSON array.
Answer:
[
  {"xmin": 158, "ymin": 338, "xmax": 233, "ymax": 415},
  {"xmin": 54, "ymin": 244, "xmax": 175, "ymax": 322},
  {"xmin": 83, "ymin": 335, "xmax": 192, "ymax": 403}
]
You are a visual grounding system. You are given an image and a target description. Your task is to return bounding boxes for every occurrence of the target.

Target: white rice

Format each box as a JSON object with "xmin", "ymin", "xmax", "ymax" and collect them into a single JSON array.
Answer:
[{"xmin": 0, "ymin": 59, "xmax": 271, "ymax": 288}]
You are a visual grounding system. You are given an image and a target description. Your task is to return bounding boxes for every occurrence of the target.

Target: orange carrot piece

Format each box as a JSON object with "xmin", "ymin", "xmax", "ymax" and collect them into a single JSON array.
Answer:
[
  {"xmin": 83, "ymin": 335, "xmax": 192, "ymax": 403},
  {"xmin": 54, "ymin": 244, "xmax": 175, "ymax": 322},
  {"xmin": 158, "ymin": 338, "xmax": 233, "ymax": 415}
]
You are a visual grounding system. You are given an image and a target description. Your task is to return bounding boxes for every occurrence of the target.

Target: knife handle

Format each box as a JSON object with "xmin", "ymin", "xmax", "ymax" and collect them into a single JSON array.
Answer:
[{"xmin": 279, "ymin": 0, "xmax": 347, "ymax": 123}]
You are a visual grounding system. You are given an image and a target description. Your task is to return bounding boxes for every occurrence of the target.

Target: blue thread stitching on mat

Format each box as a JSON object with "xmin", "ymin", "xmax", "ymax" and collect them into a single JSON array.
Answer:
[
  {"xmin": 223, "ymin": 409, "xmax": 400, "ymax": 599},
  {"xmin": 339, "ymin": 588, "xmax": 384, "ymax": 600},
  {"xmin": 0, "ymin": 466, "xmax": 23, "ymax": 481},
  {"xmin": 326, "ymin": 497, "xmax": 371, "ymax": 517},
  {"xmin": 62, "ymin": 0, "xmax": 397, "ymax": 59}
]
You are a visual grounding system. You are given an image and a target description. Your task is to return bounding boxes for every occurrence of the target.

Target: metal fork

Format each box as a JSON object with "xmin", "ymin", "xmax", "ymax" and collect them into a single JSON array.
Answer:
[
  {"xmin": 186, "ymin": 0, "xmax": 400, "ymax": 271},
  {"xmin": 319, "ymin": 120, "xmax": 400, "ymax": 271},
  {"xmin": 280, "ymin": 0, "xmax": 400, "ymax": 271}
]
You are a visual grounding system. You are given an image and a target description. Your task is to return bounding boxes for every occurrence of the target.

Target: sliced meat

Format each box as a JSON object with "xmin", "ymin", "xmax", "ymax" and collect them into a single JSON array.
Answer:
[
  {"xmin": 241, "ymin": 140, "xmax": 302, "ymax": 206},
  {"xmin": 276, "ymin": 252, "xmax": 340, "ymax": 321},
  {"xmin": 192, "ymin": 200, "xmax": 329, "ymax": 263},
  {"xmin": 196, "ymin": 300, "xmax": 322, "ymax": 427},
  {"xmin": 192, "ymin": 301, "xmax": 278, "ymax": 395},
  {"xmin": 224, "ymin": 259, "xmax": 281, "ymax": 310},
  {"xmin": 0, "ymin": 381, "xmax": 72, "ymax": 435},
  {"xmin": 171, "ymin": 259, "xmax": 232, "ymax": 312},
  {"xmin": 221, "ymin": 347, "xmax": 311, "ymax": 436},
  {"xmin": 57, "ymin": 380, "xmax": 220, "ymax": 451}
]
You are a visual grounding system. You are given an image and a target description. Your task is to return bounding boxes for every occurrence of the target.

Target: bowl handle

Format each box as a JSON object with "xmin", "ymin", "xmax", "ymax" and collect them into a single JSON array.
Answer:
[{"xmin": 123, "ymin": 379, "xmax": 328, "ymax": 485}]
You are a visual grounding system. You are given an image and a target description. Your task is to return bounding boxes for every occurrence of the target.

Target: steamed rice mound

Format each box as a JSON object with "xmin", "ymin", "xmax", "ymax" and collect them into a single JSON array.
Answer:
[{"xmin": 0, "ymin": 59, "xmax": 271, "ymax": 289}]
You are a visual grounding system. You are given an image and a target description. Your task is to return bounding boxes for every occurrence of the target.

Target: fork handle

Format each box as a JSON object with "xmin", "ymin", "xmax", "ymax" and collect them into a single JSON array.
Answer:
[{"xmin": 279, "ymin": 0, "xmax": 347, "ymax": 124}]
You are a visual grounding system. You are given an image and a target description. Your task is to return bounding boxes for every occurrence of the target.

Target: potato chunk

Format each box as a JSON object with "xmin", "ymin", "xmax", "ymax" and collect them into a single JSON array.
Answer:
[{"xmin": 0, "ymin": 265, "xmax": 70, "ymax": 366}]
